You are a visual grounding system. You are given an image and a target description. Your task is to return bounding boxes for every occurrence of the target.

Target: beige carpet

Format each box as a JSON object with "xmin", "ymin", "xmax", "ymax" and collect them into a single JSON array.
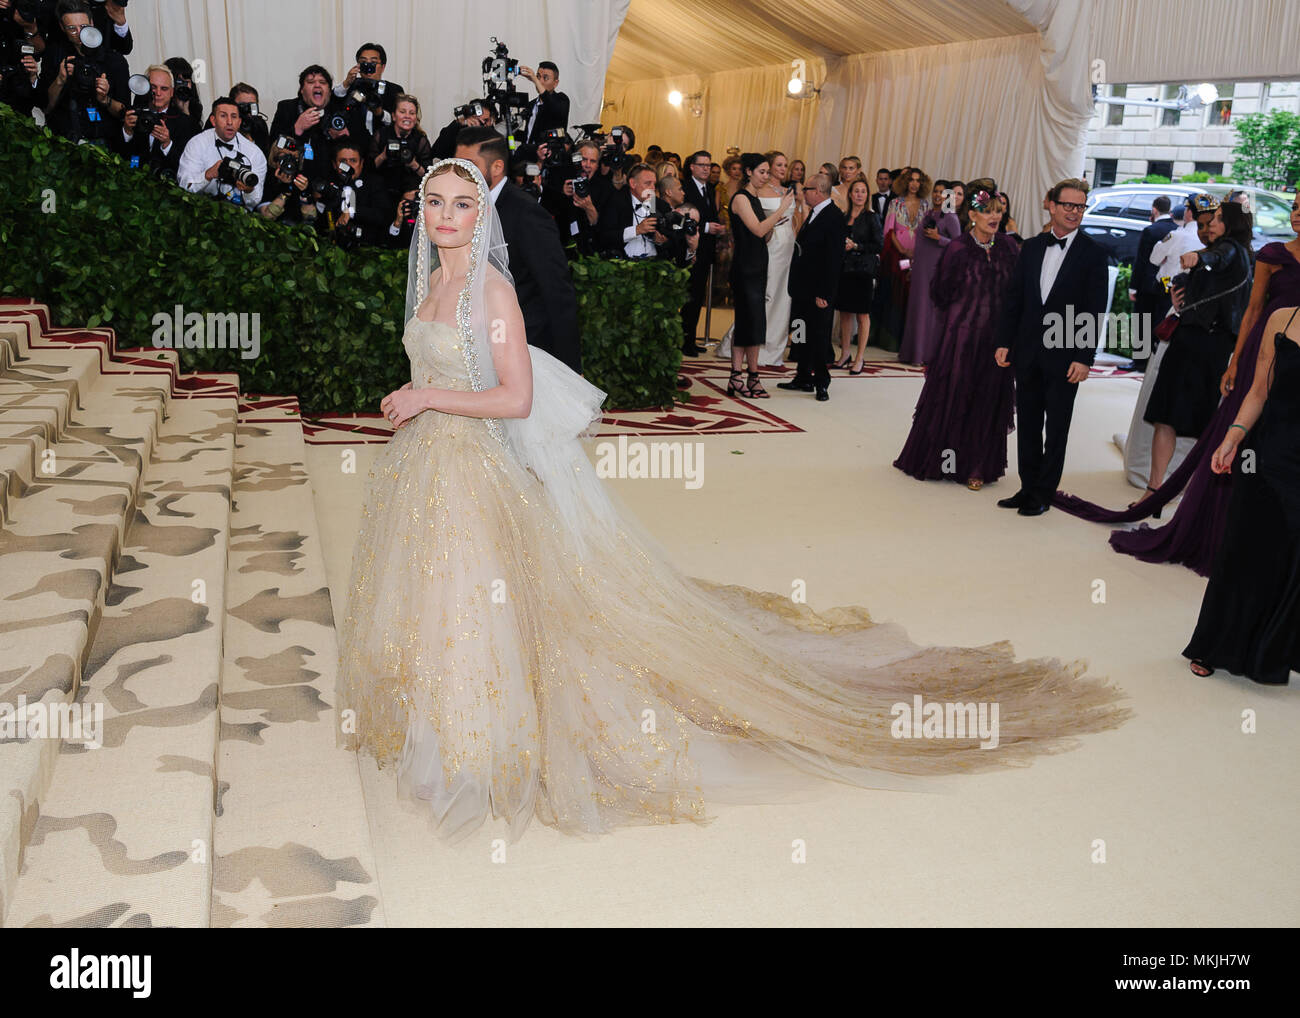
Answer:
[{"xmin": 306, "ymin": 357, "xmax": 1299, "ymax": 927}]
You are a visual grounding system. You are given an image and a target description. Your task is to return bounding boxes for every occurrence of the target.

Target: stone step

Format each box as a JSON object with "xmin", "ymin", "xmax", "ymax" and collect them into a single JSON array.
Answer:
[
  {"xmin": 1, "ymin": 395, "xmax": 237, "ymax": 927},
  {"xmin": 210, "ymin": 402, "xmax": 383, "ymax": 928}
]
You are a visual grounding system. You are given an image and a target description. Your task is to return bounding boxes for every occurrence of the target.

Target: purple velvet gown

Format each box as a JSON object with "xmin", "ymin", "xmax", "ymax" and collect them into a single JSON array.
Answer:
[
  {"xmin": 899, "ymin": 210, "xmax": 961, "ymax": 364},
  {"xmin": 1053, "ymin": 242, "xmax": 1300, "ymax": 575},
  {"xmin": 893, "ymin": 232, "xmax": 1021, "ymax": 484}
]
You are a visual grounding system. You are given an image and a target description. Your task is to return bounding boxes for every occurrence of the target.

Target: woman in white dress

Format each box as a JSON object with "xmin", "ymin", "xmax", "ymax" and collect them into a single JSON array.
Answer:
[
  {"xmin": 335, "ymin": 158, "xmax": 1130, "ymax": 844},
  {"xmin": 715, "ymin": 150, "xmax": 799, "ymax": 368}
]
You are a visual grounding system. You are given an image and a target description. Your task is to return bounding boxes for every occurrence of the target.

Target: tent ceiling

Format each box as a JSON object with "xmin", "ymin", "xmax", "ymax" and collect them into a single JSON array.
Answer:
[{"xmin": 606, "ymin": 0, "xmax": 1039, "ymax": 81}]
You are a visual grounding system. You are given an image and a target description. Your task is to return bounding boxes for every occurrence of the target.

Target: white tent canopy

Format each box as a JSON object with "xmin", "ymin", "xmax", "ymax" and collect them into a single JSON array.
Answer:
[{"xmin": 605, "ymin": 0, "xmax": 1300, "ymax": 219}]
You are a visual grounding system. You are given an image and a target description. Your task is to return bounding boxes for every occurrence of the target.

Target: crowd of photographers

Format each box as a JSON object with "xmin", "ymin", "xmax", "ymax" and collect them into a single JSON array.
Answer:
[{"xmin": 2, "ymin": 0, "xmax": 712, "ymax": 265}]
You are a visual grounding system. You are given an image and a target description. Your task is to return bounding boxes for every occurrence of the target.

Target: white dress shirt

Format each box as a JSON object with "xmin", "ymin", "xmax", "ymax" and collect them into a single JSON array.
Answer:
[
  {"xmin": 489, "ymin": 175, "xmax": 507, "ymax": 205},
  {"xmin": 622, "ymin": 191, "xmax": 658, "ymax": 257},
  {"xmin": 1039, "ymin": 227, "xmax": 1077, "ymax": 303},
  {"xmin": 803, "ymin": 194, "xmax": 832, "ymax": 228},
  {"xmin": 177, "ymin": 128, "xmax": 266, "ymax": 208},
  {"xmin": 1150, "ymin": 219, "xmax": 1201, "ymax": 284}
]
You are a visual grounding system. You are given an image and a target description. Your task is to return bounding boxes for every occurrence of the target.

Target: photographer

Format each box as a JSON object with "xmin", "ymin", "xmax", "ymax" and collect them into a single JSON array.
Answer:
[
  {"xmin": 430, "ymin": 97, "xmax": 496, "ymax": 159},
  {"xmin": 597, "ymin": 162, "xmax": 664, "ymax": 259},
  {"xmin": 257, "ymin": 134, "xmax": 315, "ymax": 226},
  {"xmin": 270, "ymin": 64, "xmax": 335, "ymax": 182},
  {"xmin": 370, "ymin": 93, "xmax": 431, "ymax": 196},
  {"xmin": 598, "ymin": 124, "xmax": 635, "ymax": 192},
  {"xmin": 230, "ymin": 81, "xmax": 270, "ymax": 155},
  {"xmin": 0, "ymin": 0, "xmax": 44, "ymax": 115},
  {"xmin": 679, "ymin": 149, "xmax": 725, "ymax": 353},
  {"xmin": 177, "ymin": 96, "xmax": 266, "ymax": 209},
  {"xmin": 331, "ymin": 42, "xmax": 403, "ymax": 150},
  {"xmin": 111, "ymin": 63, "xmax": 194, "ymax": 179},
  {"xmin": 312, "ymin": 141, "xmax": 392, "ymax": 249},
  {"xmin": 556, "ymin": 138, "xmax": 607, "ymax": 254},
  {"xmin": 37, "ymin": 0, "xmax": 129, "ymax": 144},
  {"xmin": 88, "ymin": 0, "xmax": 129, "ymax": 56},
  {"xmin": 654, "ymin": 173, "xmax": 701, "ymax": 268},
  {"xmin": 163, "ymin": 56, "xmax": 202, "ymax": 136},
  {"xmin": 519, "ymin": 58, "xmax": 568, "ymax": 146}
]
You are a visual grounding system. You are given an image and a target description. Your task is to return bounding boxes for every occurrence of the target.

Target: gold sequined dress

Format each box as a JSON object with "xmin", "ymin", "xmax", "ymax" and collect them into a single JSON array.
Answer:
[{"xmin": 337, "ymin": 316, "xmax": 1131, "ymax": 842}]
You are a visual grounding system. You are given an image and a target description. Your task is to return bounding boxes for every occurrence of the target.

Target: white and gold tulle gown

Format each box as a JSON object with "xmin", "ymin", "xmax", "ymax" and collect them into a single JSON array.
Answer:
[{"xmin": 336, "ymin": 313, "xmax": 1132, "ymax": 843}]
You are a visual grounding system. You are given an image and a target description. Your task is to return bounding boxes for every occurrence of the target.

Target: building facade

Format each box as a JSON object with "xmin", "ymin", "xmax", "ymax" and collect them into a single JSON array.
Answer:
[{"xmin": 1084, "ymin": 80, "xmax": 1300, "ymax": 187}]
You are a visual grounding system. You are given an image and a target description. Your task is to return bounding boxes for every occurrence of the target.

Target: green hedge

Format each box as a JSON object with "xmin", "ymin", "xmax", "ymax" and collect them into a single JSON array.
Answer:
[{"xmin": 0, "ymin": 105, "xmax": 685, "ymax": 412}]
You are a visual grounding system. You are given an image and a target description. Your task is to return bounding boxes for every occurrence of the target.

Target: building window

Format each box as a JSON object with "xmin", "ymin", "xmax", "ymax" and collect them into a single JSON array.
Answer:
[
  {"xmin": 1208, "ymin": 82, "xmax": 1233, "ymax": 126},
  {"xmin": 1195, "ymin": 161, "xmax": 1224, "ymax": 179},
  {"xmin": 1107, "ymin": 85, "xmax": 1126, "ymax": 126},
  {"xmin": 1160, "ymin": 85, "xmax": 1181, "ymax": 127},
  {"xmin": 1147, "ymin": 160, "xmax": 1173, "ymax": 181},
  {"xmin": 1095, "ymin": 158, "xmax": 1118, "ymax": 188}
]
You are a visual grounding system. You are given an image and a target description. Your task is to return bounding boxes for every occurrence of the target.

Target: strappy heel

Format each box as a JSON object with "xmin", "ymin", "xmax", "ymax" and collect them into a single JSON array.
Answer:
[
  {"xmin": 745, "ymin": 371, "xmax": 769, "ymax": 398},
  {"xmin": 727, "ymin": 369, "xmax": 746, "ymax": 396}
]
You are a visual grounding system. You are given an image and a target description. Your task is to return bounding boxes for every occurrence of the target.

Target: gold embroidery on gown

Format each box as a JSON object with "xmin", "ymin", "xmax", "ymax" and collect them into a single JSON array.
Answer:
[{"xmin": 337, "ymin": 317, "xmax": 1131, "ymax": 842}]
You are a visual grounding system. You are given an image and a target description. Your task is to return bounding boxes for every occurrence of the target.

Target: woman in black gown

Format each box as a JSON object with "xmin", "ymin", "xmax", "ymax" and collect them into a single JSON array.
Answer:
[
  {"xmin": 727, "ymin": 152, "xmax": 794, "ymax": 398},
  {"xmin": 1184, "ymin": 304, "xmax": 1300, "ymax": 683}
]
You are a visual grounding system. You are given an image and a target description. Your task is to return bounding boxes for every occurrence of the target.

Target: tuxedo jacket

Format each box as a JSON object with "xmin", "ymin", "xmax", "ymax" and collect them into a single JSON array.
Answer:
[
  {"xmin": 679, "ymin": 176, "xmax": 720, "ymax": 265},
  {"xmin": 523, "ymin": 89, "xmax": 570, "ymax": 144},
  {"xmin": 999, "ymin": 229, "xmax": 1110, "ymax": 367},
  {"xmin": 1132, "ymin": 217, "xmax": 1179, "ymax": 296},
  {"xmin": 596, "ymin": 187, "xmax": 660, "ymax": 257},
  {"xmin": 495, "ymin": 181, "xmax": 583, "ymax": 374},
  {"xmin": 109, "ymin": 105, "xmax": 195, "ymax": 178},
  {"xmin": 788, "ymin": 202, "xmax": 848, "ymax": 305},
  {"xmin": 871, "ymin": 190, "xmax": 893, "ymax": 220}
]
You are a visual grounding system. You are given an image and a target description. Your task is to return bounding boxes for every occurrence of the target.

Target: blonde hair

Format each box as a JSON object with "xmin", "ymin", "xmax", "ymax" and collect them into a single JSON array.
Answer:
[{"xmin": 146, "ymin": 64, "xmax": 174, "ymax": 87}]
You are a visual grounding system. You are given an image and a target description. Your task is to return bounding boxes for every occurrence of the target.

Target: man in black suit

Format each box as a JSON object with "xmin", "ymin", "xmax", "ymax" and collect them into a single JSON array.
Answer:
[
  {"xmin": 996, "ymin": 178, "xmax": 1110, "ymax": 515},
  {"xmin": 519, "ymin": 60, "xmax": 569, "ymax": 147},
  {"xmin": 779, "ymin": 174, "xmax": 846, "ymax": 401},
  {"xmin": 456, "ymin": 126, "xmax": 582, "ymax": 374},
  {"xmin": 870, "ymin": 167, "xmax": 894, "ymax": 220},
  {"xmin": 678, "ymin": 149, "xmax": 726, "ymax": 354},
  {"xmin": 269, "ymin": 65, "xmax": 335, "ymax": 182},
  {"xmin": 111, "ymin": 64, "xmax": 195, "ymax": 179},
  {"xmin": 596, "ymin": 162, "xmax": 663, "ymax": 258},
  {"xmin": 1127, "ymin": 195, "xmax": 1178, "ymax": 370}
]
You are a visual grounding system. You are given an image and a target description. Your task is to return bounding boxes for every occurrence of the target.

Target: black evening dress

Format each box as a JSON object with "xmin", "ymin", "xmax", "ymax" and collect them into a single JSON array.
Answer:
[
  {"xmin": 729, "ymin": 190, "xmax": 768, "ymax": 348},
  {"xmin": 1183, "ymin": 305, "xmax": 1300, "ymax": 684}
]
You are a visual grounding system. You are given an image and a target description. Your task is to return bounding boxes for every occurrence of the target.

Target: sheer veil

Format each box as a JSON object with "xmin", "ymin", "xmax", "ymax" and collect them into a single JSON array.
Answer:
[{"xmin": 405, "ymin": 158, "xmax": 614, "ymax": 550}]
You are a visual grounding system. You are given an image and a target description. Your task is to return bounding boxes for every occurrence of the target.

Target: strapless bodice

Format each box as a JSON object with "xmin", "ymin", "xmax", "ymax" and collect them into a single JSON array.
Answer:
[{"xmin": 402, "ymin": 316, "xmax": 473, "ymax": 390}]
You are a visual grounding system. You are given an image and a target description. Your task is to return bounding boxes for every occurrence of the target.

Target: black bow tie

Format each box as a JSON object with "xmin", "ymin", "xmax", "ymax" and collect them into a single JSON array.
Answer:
[
  {"xmin": 1047, "ymin": 234, "xmax": 1068, "ymax": 249},
  {"xmin": 216, "ymin": 140, "xmax": 236, "ymax": 152}
]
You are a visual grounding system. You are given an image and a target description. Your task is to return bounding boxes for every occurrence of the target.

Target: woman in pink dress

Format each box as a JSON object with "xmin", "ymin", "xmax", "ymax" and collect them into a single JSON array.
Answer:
[{"xmin": 879, "ymin": 167, "xmax": 931, "ymax": 352}]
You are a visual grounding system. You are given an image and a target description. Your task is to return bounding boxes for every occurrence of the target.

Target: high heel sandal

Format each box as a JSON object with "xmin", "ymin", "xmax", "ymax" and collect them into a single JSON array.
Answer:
[
  {"xmin": 727, "ymin": 369, "xmax": 746, "ymax": 397},
  {"xmin": 745, "ymin": 371, "xmax": 769, "ymax": 398},
  {"xmin": 833, "ymin": 357, "xmax": 852, "ymax": 370},
  {"xmin": 1128, "ymin": 485, "xmax": 1162, "ymax": 518},
  {"xmin": 1189, "ymin": 659, "xmax": 1213, "ymax": 677}
]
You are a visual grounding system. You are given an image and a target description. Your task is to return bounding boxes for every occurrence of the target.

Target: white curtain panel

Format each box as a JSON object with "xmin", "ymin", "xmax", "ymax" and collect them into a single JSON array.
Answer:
[{"xmin": 122, "ymin": 0, "xmax": 629, "ymax": 131}]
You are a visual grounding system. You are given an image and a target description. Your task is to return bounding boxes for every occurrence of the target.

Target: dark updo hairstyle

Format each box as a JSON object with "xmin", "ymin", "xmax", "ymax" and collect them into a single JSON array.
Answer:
[{"xmin": 740, "ymin": 152, "xmax": 768, "ymax": 184}]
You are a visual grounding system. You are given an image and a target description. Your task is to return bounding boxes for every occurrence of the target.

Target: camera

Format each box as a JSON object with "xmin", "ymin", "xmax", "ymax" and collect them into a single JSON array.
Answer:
[
  {"xmin": 454, "ymin": 99, "xmax": 489, "ymax": 121},
  {"xmin": 133, "ymin": 107, "xmax": 161, "ymax": 134},
  {"xmin": 0, "ymin": 42, "xmax": 35, "ymax": 86},
  {"xmin": 236, "ymin": 100, "xmax": 261, "ymax": 120},
  {"xmin": 327, "ymin": 110, "xmax": 348, "ymax": 132},
  {"xmin": 400, "ymin": 197, "xmax": 418, "ymax": 226},
  {"xmin": 217, "ymin": 155, "xmax": 258, "ymax": 188},
  {"xmin": 173, "ymin": 76, "xmax": 195, "ymax": 104},
  {"xmin": 315, "ymin": 161, "xmax": 356, "ymax": 211},
  {"xmin": 359, "ymin": 58, "xmax": 378, "ymax": 76},
  {"xmin": 67, "ymin": 25, "xmax": 106, "ymax": 101},
  {"xmin": 344, "ymin": 75, "xmax": 389, "ymax": 115},
  {"xmin": 277, "ymin": 151, "xmax": 301, "ymax": 176},
  {"xmin": 658, "ymin": 203, "xmax": 698, "ymax": 237},
  {"xmin": 599, "ymin": 125, "xmax": 634, "ymax": 172},
  {"xmin": 386, "ymin": 137, "xmax": 414, "ymax": 164},
  {"xmin": 481, "ymin": 38, "xmax": 519, "ymax": 85}
]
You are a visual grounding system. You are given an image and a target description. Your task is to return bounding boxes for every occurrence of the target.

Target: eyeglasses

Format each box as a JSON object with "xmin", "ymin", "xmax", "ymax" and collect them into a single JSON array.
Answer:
[{"xmin": 1054, "ymin": 201, "xmax": 1086, "ymax": 212}]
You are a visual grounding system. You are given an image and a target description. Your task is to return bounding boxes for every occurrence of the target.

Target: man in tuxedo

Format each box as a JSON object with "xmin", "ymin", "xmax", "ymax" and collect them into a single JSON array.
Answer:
[
  {"xmin": 995, "ymin": 178, "xmax": 1110, "ymax": 515},
  {"xmin": 1127, "ymin": 195, "xmax": 1178, "ymax": 370},
  {"xmin": 269, "ymin": 65, "xmax": 336, "ymax": 183},
  {"xmin": 596, "ymin": 163, "xmax": 664, "ymax": 258},
  {"xmin": 456, "ymin": 126, "xmax": 582, "ymax": 374},
  {"xmin": 519, "ymin": 60, "xmax": 569, "ymax": 147},
  {"xmin": 779, "ymin": 174, "xmax": 846, "ymax": 401},
  {"xmin": 678, "ymin": 150, "xmax": 726, "ymax": 354},
  {"xmin": 177, "ymin": 97, "xmax": 267, "ymax": 209},
  {"xmin": 111, "ymin": 63, "xmax": 195, "ymax": 179},
  {"xmin": 871, "ymin": 167, "xmax": 893, "ymax": 219}
]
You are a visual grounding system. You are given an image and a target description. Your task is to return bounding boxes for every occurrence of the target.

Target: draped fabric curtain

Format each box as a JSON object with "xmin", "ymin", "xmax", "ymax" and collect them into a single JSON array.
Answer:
[{"xmin": 122, "ymin": 0, "xmax": 628, "ymax": 133}]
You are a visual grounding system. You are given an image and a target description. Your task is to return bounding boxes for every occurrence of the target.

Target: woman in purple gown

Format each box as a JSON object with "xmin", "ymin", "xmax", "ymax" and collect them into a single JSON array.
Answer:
[
  {"xmin": 1053, "ymin": 197, "xmax": 1300, "ymax": 575},
  {"xmin": 899, "ymin": 180, "xmax": 963, "ymax": 365},
  {"xmin": 894, "ymin": 188, "xmax": 1019, "ymax": 489}
]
